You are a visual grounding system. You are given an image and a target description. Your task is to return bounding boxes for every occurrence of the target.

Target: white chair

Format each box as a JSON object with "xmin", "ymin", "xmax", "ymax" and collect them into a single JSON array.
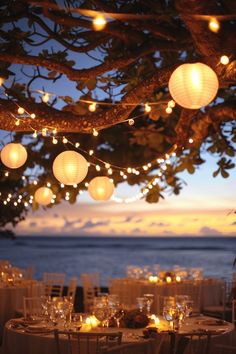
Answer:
[
  {"xmin": 23, "ymin": 297, "xmax": 43, "ymax": 318},
  {"xmin": 54, "ymin": 329, "xmax": 122, "ymax": 354},
  {"xmin": 43, "ymin": 272, "xmax": 65, "ymax": 298},
  {"xmin": 81, "ymin": 273, "xmax": 100, "ymax": 312},
  {"xmin": 67, "ymin": 277, "xmax": 78, "ymax": 307},
  {"xmin": 232, "ymin": 299, "xmax": 236, "ymax": 324},
  {"xmin": 203, "ymin": 282, "xmax": 231, "ymax": 319}
]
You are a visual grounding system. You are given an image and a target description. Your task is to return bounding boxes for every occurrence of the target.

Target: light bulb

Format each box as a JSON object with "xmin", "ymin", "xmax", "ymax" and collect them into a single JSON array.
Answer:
[
  {"xmin": 144, "ymin": 103, "xmax": 151, "ymax": 113},
  {"xmin": 220, "ymin": 55, "xmax": 229, "ymax": 65},
  {"xmin": 30, "ymin": 113, "xmax": 36, "ymax": 119},
  {"xmin": 208, "ymin": 18, "xmax": 220, "ymax": 33},
  {"xmin": 128, "ymin": 119, "xmax": 134, "ymax": 126},
  {"xmin": 17, "ymin": 107, "xmax": 24, "ymax": 114},
  {"xmin": 93, "ymin": 129, "xmax": 98, "ymax": 136},
  {"xmin": 42, "ymin": 93, "xmax": 49, "ymax": 103},
  {"xmin": 166, "ymin": 107, "xmax": 172, "ymax": 114},
  {"xmin": 89, "ymin": 102, "xmax": 97, "ymax": 112},
  {"xmin": 15, "ymin": 119, "xmax": 20, "ymax": 126},
  {"xmin": 93, "ymin": 15, "xmax": 107, "ymax": 31}
]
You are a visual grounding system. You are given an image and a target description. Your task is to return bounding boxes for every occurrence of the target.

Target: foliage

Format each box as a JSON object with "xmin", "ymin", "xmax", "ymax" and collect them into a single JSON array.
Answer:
[{"xmin": 0, "ymin": 0, "xmax": 235, "ymax": 231}]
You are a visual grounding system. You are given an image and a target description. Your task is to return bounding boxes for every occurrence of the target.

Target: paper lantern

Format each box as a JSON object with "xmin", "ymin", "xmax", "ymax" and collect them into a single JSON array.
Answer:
[
  {"xmin": 52, "ymin": 151, "xmax": 88, "ymax": 185},
  {"xmin": 0, "ymin": 143, "xmax": 27, "ymax": 169},
  {"xmin": 35, "ymin": 187, "xmax": 53, "ymax": 206},
  {"xmin": 88, "ymin": 176, "xmax": 114, "ymax": 201},
  {"xmin": 168, "ymin": 63, "xmax": 219, "ymax": 109}
]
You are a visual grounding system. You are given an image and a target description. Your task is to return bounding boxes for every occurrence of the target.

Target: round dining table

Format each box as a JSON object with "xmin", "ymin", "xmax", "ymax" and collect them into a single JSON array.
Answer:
[
  {"xmin": 1, "ymin": 316, "xmax": 234, "ymax": 354},
  {"xmin": 109, "ymin": 278, "xmax": 225, "ymax": 313},
  {"xmin": 0, "ymin": 280, "xmax": 43, "ymax": 337}
]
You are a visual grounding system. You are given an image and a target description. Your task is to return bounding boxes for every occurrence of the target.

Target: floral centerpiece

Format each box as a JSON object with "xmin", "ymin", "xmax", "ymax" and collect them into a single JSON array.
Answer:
[{"xmin": 120, "ymin": 309, "xmax": 149, "ymax": 328}]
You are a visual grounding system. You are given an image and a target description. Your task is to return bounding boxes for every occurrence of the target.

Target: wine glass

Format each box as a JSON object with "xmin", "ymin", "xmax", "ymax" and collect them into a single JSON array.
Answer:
[
  {"xmin": 143, "ymin": 294, "xmax": 154, "ymax": 316},
  {"xmin": 136, "ymin": 297, "xmax": 146, "ymax": 312}
]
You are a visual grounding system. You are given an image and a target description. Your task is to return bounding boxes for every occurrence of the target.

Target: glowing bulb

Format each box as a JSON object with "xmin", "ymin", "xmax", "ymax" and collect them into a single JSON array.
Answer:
[
  {"xmin": 75, "ymin": 142, "xmax": 80, "ymax": 148},
  {"xmin": 108, "ymin": 168, "xmax": 113, "ymax": 175},
  {"xmin": 0, "ymin": 77, "xmax": 4, "ymax": 86},
  {"xmin": 30, "ymin": 113, "xmax": 36, "ymax": 119},
  {"xmin": 15, "ymin": 119, "xmax": 20, "ymax": 126},
  {"xmin": 168, "ymin": 100, "xmax": 175, "ymax": 108},
  {"xmin": 42, "ymin": 128, "xmax": 47, "ymax": 137},
  {"xmin": 128, "ymin": 119, "xmax": 134, "ymax": 126},
  {"xmin": 42, "ymin": 93, "xmax": 49, "ymax": 103},
  {"xmin": 166, "ymin": 107, "xmax": 172, "ymax": 114},
  {"xmin": 144, "ymin": 103, "xmax": 151, "ymax": 113},
  {"xmin": 17, "ymin": 107, "xmax": 24, "ymax": 115},
  {"xmin": 105, "ymin": 163, "xmax": 110, "ymax": 169},
  {"xmin": 220, "ymin": 55, "xmax": 229, "ymax": 65},
  {"xmin": 52, "ymin": 137, "xmax": 58, "ymax": 144},
  {"xmin": 63, "ymin": 137, "xmax": 68, "ymax": 144},
  {"xmin": 95, "ymin": 165, "xmax": 101, "ymax": 171},
  {"xmin": 93, "ymin": 15, "xmax": 107, "ymax": 31},
  {"xmin": 208, "ymin": 18, "xmax": 220, "ymax": 33},
  {"xmin": 188, "ymin": 138, "xmax": 194, "ymax": 144},
  {"xmin": 89, "ymin": 150, "xmax": 94, "ymax": 156},
  {"xmin": 89, "ymin": 102, "xmax": 97, "ymax": 112},
  {"xmin": 93, "ymin": 129, "xmax": 98, "ymax": 136},
  {"xmin": 32, "ymin": 130, "xmax": 37, "ymax": 138}
]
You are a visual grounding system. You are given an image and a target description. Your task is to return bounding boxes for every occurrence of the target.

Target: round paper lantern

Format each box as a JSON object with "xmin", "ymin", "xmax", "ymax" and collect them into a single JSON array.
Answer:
[
  {"xmin": 0, "ymin": 143, "xmax": 27, "ymax": 169},
  {"xmin": 168, "ymin": 63, "xmax": 219, "ymax": 109},
  {"xmin": 88, "ymin": 176, "xmax": 114, "ymax": 201},
  {"xmin": 52, "ymin": 151, "xmax": 88, "ymax": 185},
  {"xmin": 35, "ymin": 187, "xmax": 53, "ymax": 206}
]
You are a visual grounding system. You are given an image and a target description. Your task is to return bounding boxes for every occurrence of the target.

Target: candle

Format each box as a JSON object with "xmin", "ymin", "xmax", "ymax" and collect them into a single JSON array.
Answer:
[
  {"xmin": 149, "ymin": 275, "xmax": 158, "ymax": 283},
  {"xmin": 166, "ymin": 276, "xmax": 172, "ymax": 283},
  {"xmin": 176, "ymin": 276, "xmax": 181, "ymax": 282}
]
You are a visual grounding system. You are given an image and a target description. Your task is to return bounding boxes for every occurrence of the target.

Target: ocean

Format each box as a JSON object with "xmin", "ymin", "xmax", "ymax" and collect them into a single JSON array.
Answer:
[{"xmin": 0, "ymin": 236, "xmax": 235, "ymax": 285}]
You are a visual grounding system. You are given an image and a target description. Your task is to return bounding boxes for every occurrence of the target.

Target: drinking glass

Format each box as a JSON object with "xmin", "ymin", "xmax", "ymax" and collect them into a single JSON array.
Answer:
[
  {"xmin": 143, "ymin": 294, "xmax": 154, "ymax": 316},
  {"xmin": 136, "ymin": 297, "xmax": 146, "ymax": 312}
]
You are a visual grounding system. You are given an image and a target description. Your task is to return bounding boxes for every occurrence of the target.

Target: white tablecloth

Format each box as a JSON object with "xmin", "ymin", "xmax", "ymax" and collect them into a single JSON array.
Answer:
[
  {"xmin": 1, "ymin": 316, "xmax": 234, "ymax": 354},
  {"xmin": 109, "ymin": 278, "xmax": 225, "ymax": 313},
  {"xmin": 0, "ymin": 281, "xmax": 43, "ymax": 337}
]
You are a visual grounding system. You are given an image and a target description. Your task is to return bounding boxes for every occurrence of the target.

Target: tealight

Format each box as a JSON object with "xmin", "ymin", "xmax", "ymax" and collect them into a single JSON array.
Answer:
[
  {"xmin": 149, "ymin": 275, "xmax": 158, "ymax": 283},
  {"xmin": 176, "ymin": 276, "xmax": 181, "ymax": 282},
  {"xmin": 166, "ymin": 276, "xmax": 172, "ymax": 283},
  {"xmin": 150, "ymin": 314, "xmax": 160, "ymax": 326}
]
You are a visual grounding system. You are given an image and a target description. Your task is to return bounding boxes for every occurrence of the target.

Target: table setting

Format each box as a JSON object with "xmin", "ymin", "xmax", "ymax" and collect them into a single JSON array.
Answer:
[
  {"xmin": 1, "ymin": 292, "xmax": 234, "ymax": 354},
  {"xmin": 0, "ymin": 261, "xmax": 43, "ymax": 337},
  {"xmin": 110, "ymin": 265, "xmax": 225, "ymax": 313}
]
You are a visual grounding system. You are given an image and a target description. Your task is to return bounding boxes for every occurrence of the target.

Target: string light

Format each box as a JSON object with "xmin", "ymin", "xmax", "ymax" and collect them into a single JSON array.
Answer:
[
  {"xmin": 93, "ymin": 128, "xmax": 99, "ymax": 136},
  {"xmin": 32, "ymin": 130, "xmax": 37, "ymax": 138},
  {"xmin": 15, "ymin": 119, "xmax": 20, "ymax": 126},
  {"xmin": 188, "ymin": 138, "xmax": 194, "ymax": 144},
  {"xmin": 165, "ymin": 106, "xmax": 172, "ymax": 114},
  {"xmin": 52, "ymin": 137, "xmax": 58, "ymax": 144},
  {"xmin": 128, "ymin": 119, "xmax": 134, "ymax": 126},
  {"xmin": 30, "ymin": 113, "xmax": 36, "ymax": 119},
  {"xmin": 220, "ymin": 55, "xmax": 229, "ymax": 65},
  {"xmin": 62, "ymin": 137, "xmax": 68, "ymax": 144},
  {"xmin": 168, "ymin": 100, "xmax": 175, "ymax": 108},
  {"xmin": 88, "ymin": 102, "xmax": 97, "ymax": 112},
  {"xmin": 89, "ymin": 150, "xmax": 94, "ymax": 156},
  {"xmin": 17, "ymin": 107, "xmax": 25, "ymax": 114},
  {"xmin": 42, "ymin": 93, "xmax": 50, "ymax": 103},
  {"xmin": 93, "ymin": 15, "xmax": 107, "ymax": 31},
  {"xmin": 75, "ymin": 142, "xmax": 80, "ymax": 148},
  {"xmin": 42, "ymin": 128, "xmax": 47, "ymax": 137},
  {"xmin": 208, "ymin": 18, "xmax": 220, "ymax": 33},
  {"xmin": 144, "ymin": 103, "xmax": 151, "ymax": 113},
  {"xmin": 95, "ymin": 165, "xmax": 101, "ymax": 171}
]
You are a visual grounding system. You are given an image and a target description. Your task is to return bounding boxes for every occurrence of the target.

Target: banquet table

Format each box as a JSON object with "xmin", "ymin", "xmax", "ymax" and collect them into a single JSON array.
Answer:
[
  {"xmin": 1, "ymin": 316, "xmax": 235, "ymax": 354},
  {"xmin": 0, "ymin": 280, "xmax": 43, "ymax": 337},
  {"xmin": 109, "ymin": 278, "xmax": 225, "ymax": 313}
]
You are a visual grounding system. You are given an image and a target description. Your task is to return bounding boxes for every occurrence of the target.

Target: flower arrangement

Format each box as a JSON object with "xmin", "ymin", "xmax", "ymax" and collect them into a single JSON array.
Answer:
[{"xmin": 120, "ymin": 309, "xmax": 149, "ymax": 328}]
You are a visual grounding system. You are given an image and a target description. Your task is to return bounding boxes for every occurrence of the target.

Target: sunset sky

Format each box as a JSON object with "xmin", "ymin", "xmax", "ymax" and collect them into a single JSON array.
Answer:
[{"xmin": 14, "ymin": 154, "xmax": 236, "ymax": 237}]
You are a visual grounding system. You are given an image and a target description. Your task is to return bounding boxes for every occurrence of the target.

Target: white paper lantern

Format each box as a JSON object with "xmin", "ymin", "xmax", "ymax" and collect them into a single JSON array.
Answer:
[
  {"xmin": 0, "ymin": 143, "xmax": 27, "ymax": 169},
  {"xmin": 168, "ymin": 63, "xmax": 219, "ymax": 109},
  {"xmin": 88, "ymin": 176, "xmax": 114, "ymax": 201},
  {"xmin": 35, "ymin": 187, "xmax": 53, "ymax": 206},
  {"xmin": 52, "ymin": 151, "xmax": 88, "ymax": 185}
]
